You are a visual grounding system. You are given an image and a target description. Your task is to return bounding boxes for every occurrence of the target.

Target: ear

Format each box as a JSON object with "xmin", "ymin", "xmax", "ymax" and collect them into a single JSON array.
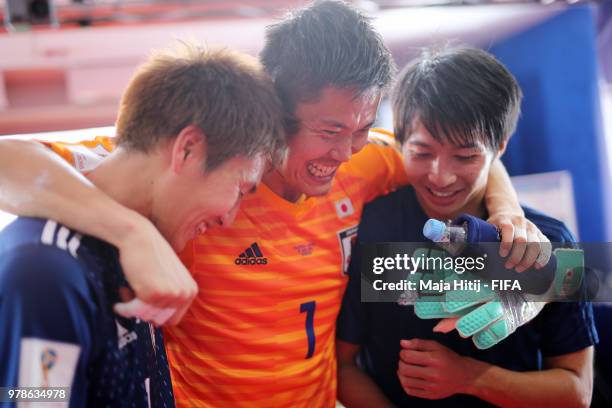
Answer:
[
  {"xmin": 170, "ymin": 125, "xmax": 207, "ymax": 174},
  {"xmin": 495, "ymin": 139, "xmax": 508, "ymax": 160}
]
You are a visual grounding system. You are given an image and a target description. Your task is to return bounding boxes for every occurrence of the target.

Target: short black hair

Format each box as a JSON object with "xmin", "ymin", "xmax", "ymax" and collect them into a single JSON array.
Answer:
[
  {"xmin": 392, "ymin": 45, "xmax": 522, "ymax": 151},
  {"xmin": 260, "ymin": 0, "xmax": 395, "ymax": 136}
]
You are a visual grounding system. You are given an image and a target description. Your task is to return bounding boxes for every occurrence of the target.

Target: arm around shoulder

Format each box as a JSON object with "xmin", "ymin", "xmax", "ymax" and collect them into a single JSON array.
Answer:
[{"xmin": 0, "ymin": 138, "xmax": 197, "ymax": 325}]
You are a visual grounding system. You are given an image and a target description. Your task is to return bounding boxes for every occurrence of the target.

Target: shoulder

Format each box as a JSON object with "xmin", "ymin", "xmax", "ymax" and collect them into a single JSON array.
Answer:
[
  {"xmin": 0, "ymin": 217, "xmax": 107, "ymax": 297},
  {"xmin": 359, "ymin": 186, "xmax": 423, "ymax": 242},
  {"xmin": 363, "ymin": 186, "xmax": 417, "ymax": 217},
  {"xmin": 341, "ymin": 129, "xmax": 401, "ymax": 176},
  {"xmin": 537, "ymin": 301, "xmax": 598, "ymax": 357},
  {"xmin": 41, "ymin": 136, "xmax": 115, "ymax": 172},
  {"xmin": 522, "ymin": 206, "xmax": 576, "ymax": 243}
]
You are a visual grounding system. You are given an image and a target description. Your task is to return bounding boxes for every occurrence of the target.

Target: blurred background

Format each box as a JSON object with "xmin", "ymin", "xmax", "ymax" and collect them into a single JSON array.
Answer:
[{"xmin": 0, "ymin": 0, "xmax": 610, "ymax": 244}]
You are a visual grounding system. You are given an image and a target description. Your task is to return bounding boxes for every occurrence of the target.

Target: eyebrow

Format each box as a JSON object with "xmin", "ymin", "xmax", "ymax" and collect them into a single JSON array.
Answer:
[
  {"xmin": 408, "ymin": 140, "xmax": 480, "ymax": 150},
  {"xmin": 407, "ymin": 141, "xmax": 431, "ymax": 148},
  {"xmin": 317, "ymin": 119, "xmax": 348, "ymax": 130},
  {"xmin": 317, "ymin": 119, "xmax": 376, "ymax": 131},
  {"xmin": 455, "ymin": 143, "xmax": 479, "ymax": 149}
]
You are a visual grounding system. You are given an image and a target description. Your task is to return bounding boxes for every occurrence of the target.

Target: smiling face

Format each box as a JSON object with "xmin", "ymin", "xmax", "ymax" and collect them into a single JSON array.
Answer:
[
  {"xmin": 263, "ymin": 86, "xmax": 381, "ymax": 202},
  {"xmin": 402, "ymin": 119, "xmax": 504, "ymax": 220},
  {"xmin": 152, "ymin": 129, "xmax": 265, "ymax": 252},
  {"xmin": 164, "ymin": 155, "xmax": 265, "ymax": 252}
]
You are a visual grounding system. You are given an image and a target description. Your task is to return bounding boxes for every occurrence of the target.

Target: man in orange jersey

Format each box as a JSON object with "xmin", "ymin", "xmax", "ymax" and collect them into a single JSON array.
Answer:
[{"xmin": 0, "ymin": 1, "xmax": 551, "ymax": 407}]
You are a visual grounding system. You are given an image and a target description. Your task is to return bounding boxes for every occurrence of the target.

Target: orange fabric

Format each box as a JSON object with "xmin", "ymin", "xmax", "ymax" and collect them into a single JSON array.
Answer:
[
  {"xmin": 167, "ymin": 129, "xmax": 407, "ymax": 407},
  {"xmin": 41, "ymin": 136, "xmax": 115, "ymax": 173}
]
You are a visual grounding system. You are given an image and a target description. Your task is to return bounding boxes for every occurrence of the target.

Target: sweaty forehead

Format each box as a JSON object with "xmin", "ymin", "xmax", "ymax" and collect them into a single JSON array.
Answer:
[{"xmin": 297, "ymin": 87, "xmax": 381, "ymax": 129}]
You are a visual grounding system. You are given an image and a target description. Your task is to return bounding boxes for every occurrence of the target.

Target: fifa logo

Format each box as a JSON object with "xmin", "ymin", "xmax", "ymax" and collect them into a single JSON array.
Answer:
[{"xmin": 40, "ymin": 348, "xmax": 58, "ymax": 387}]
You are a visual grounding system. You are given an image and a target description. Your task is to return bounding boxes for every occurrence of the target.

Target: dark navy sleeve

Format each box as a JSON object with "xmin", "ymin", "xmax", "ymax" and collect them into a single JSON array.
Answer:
[
  {"xmin": 537, "ymin": 301, "xmax": 598, "ymax": 358},
  {"xmin": 337, "ymin": 234, "xmax": 368, "ymax": 345},
  {"xmin": 524, "ymin": 207, "xmax": 599, "ymax": 357},
  {"xmin": 0, "ymin": 244, "xmax": 98, "ymax": 407}
]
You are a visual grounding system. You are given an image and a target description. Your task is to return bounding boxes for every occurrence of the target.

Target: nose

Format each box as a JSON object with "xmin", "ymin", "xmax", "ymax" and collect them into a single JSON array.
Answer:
[
  {"xmin": 428, "ymin": 157, "xmax": 456, "ymax": 187},
  {"xmin": 330, "ymin": 136, "xmax": 353, "ymax": 163}
]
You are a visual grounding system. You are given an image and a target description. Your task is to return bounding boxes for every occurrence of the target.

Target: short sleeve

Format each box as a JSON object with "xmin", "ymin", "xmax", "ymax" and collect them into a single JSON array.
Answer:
[
  {"xmin": 40, "ymin": 136, "xmax": 115, "ymax": 173},
  {"xmin": 538, "ymin": 301, "xmax": 598, "ymax": 357},
  {"xmin": 523, "ymin": 208, "xmax": 599, "ymax": 356},
  {"xmin": 0, "ymin": 245, "xmax": 97, "ymax": 399}
]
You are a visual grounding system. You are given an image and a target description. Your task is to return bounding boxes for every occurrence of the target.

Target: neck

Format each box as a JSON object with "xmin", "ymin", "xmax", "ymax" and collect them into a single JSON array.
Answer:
[
  {"xmin": 87, "ymin": 147, "xmax": 160, "ymax": 217},
  {"xmin": 262, "ymin": 170, "xmax": 303, "ymax": 203}
]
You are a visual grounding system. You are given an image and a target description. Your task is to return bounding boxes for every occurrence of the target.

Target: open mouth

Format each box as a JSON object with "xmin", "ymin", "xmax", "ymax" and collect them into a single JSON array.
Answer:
[
  {"xmin": 307, "ymin": 161, "xmax": 338, "ymax": 179},
  {"xmin": 195, "ymin": 221, "xmax": 207, "ymax": 236},
  {"xmin": 425, "ymin": 186, "xmax": 461, "ymax": 204},
  {"xmin": 187, "ymin": 221, "xmax": 208, "ymax": 242}
]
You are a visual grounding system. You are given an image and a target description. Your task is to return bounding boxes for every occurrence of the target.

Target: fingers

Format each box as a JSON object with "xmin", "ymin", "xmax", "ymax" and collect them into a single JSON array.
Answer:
[
  {"xmin": 113, "ymin": 299, "xmax": 177, "ymax": 326},
  {"xmin": 504, "ymin": 224, "xmax": 527, "ymax": 270},
  {"xmin": 432, "ymin": 317, "xmax": 458, "ymax": 333},
  {"xmin": 153, "ymin": 307, "xmax": 177, "ymax": 326},
  {"xmin": 534, "ymin": 232, "xmax": 552, "ymax": 269},
  {"xmin": 515, "ymin": 222, "xmax": 549, "ymax": 272},
  {"xmin": 167, "ymin": 302, "xmax": 192, "ymax": 326},
  {"xmin": 515, "ymin": 241, "xmax": 539, "ymax": 273},
  {"xmin": 129, "ymin": 275, "xmax": 197, "ymax": 325},
  {"xmin": 129, "ymin": 280, "xmax": 181, "ymax": 310},
  {"xmin": 397, "ymin": 360, "xmax": 436, "ymax": 398},
  {"xmin": 398, "ymin": 360, "xmax": 429, "ymax": 379},
  {"xmin": 400, "ymin": 382, "xmax": 435, "ymax": 399},
  {"xmin": 497, "ymin": 222, "xmax": 514, "ymax": 258},
  {"xmin": 400, "ymin": 338, "xmax": 440, "ymax": 352},
  {"xmin": 492, "ymin": 216, "xmax": 553, "ymax": 273},
  {"xmin": 399, "ymin": 348, "xmax": 431, "ymax": 366},
  {"xmin": 398, "ymin": 370, "xmax": 431, "ymax": 391}
]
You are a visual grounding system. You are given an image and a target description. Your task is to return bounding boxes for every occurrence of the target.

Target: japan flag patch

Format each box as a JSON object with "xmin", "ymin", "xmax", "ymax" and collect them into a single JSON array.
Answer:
[{"xmin": 335, "ymin": 198, "xmax": 355, "ymax": 219}]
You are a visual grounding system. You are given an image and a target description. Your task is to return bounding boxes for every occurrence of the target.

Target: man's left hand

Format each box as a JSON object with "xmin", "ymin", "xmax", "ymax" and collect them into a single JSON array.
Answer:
[{"xmin": 397, "ymin": 339, "xmax": 486, "ymax": 400}]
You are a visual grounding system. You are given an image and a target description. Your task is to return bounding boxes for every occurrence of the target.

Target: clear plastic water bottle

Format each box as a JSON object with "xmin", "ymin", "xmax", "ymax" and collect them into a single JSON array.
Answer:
[
  {"xmin": 423, "ymin": 219, "xmax": 468, "ymax": 256},
  {"xmin": 422, "ymin": 214, "xmax": 556, "ymax": 295}
]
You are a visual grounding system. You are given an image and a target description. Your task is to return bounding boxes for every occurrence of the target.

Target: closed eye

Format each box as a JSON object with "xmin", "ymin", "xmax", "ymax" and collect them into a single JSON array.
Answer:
[
  {"xmin": 411, "ymin": 151, "xmax": 432, "ymax": 158},
  {"xmin": 322, "ymin": 130, "xmax": 339, "ymax": 137},
  {"xmin": 455, "ymin": 155, "xmax": 479, "ymax": 161}
]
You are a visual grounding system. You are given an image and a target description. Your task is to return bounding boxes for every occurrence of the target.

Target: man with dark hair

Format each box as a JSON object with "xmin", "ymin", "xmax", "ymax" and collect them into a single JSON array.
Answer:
[
  {"xmin": 337, "ymin": 46, "xmax": 597, "ymax": 407},
  {"xmin": 0, "ymin": 44, "xmax": 284, "ymax": 406},
  {"xmin": 260, "ymin": 0, "xmax": 394, "ymax": 136},
  {"xmin": 0, "ymin": 2, "xmax": 551, "ymax": 406}
]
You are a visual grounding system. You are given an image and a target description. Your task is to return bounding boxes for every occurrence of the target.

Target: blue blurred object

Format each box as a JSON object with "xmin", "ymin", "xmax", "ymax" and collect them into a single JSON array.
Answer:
[{"xmin": 491, "ymin": 5, "xmax": 607, "ymax": 242}]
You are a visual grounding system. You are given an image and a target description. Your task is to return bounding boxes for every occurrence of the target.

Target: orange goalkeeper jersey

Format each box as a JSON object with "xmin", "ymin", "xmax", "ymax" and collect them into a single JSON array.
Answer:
[
  {"xmin": 167, "ymin": 129, "xmax": 407, "ymax": 407},
  {"xmin": 41, "ymin": 130, "xmax": 407, "ymax": 407}
]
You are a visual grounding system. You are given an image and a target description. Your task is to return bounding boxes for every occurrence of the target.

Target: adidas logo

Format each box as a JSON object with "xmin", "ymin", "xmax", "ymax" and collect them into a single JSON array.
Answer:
[
  {"xmin": 235, "ymin": 242, "xmax": 268, "ymax": 265},
  {"xmin": 116, "ymin": 320, "xmax": 138, "ymax": 350}
]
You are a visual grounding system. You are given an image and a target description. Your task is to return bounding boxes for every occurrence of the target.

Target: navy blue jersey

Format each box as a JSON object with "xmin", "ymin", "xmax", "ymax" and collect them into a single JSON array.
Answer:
[
  {"xmin": 0, "ymin": 217, "xmax": 174, "ymax": 407},
  {"xmin": 337, "ymin": 186, "xmax": 598, "ymax": 408}
]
